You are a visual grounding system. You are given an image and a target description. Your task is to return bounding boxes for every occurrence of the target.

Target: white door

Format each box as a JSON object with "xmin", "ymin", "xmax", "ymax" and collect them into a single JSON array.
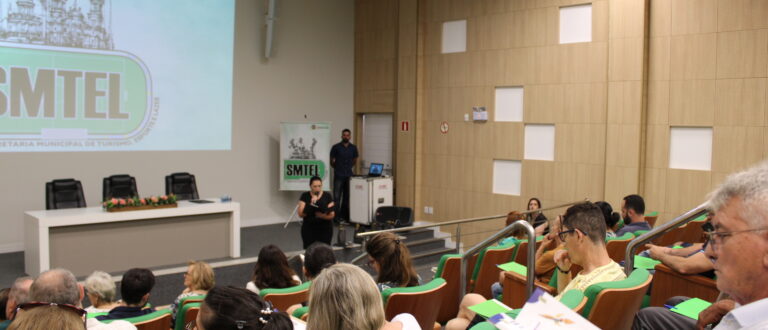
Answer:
[{"xmin": 361, "ymin": 113, "xmax": 393, "ymax": 175}]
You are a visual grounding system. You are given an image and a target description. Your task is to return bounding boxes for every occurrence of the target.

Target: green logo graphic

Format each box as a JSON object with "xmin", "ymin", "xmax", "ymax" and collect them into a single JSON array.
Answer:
[
  {"xmin": 0, "ymin": 43, "xmax": 151, "ymax": 139},
  {"xmin": 284, "ymin": 159, "xmax": 326, "ymax": 180}
]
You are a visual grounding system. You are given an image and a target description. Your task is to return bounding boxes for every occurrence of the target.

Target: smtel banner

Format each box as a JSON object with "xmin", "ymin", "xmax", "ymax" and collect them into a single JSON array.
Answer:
[{"xmin": 280, "ymin": 122, "xmax": 331, "ymax": 191}]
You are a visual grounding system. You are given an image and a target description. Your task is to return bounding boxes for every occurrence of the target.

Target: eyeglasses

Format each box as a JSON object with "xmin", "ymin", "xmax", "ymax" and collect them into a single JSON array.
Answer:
[
  {"xmin": 557, "ymin": 229, "xmax": 576, "ymax": 242},
  {"xmin": 16, "ymin": 302, "xmax": 87, "ymax": 328},
  {"xmin": 701, "ymin": 222, "xmax": 768, "ymax": 251}
]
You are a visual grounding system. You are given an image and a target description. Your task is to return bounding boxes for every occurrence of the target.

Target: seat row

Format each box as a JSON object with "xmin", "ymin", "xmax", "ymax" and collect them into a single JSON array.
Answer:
[{"xmin": 45, "ymin": 172, "xmax": 199, "ymax": 210}]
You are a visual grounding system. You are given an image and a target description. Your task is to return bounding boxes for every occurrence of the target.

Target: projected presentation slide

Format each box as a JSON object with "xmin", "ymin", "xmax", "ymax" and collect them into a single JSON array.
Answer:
[{"xmin": 0, "ymin": 0, "xmax": 235, "ymax": 151}]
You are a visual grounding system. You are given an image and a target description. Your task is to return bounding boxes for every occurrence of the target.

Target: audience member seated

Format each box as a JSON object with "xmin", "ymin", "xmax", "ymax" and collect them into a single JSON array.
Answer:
[
  {"xmin": 595, "ymin": 201, "xmax": 621, "ymax": 238},
  {"xmin": 526, "ymin": 198, "xmax": 549, "ymax": 236},
  {"xmin": 170, "ymin": 260, "xmax": 215, "ymax": 325},
  {"xmin": 194, "ymin": 286, "xmax": 292, "ymax": 330},
  {"xmin": 306, "ymin": 263, "xmax": 420, "ymax": 330},
  {"xmin": 29, "ymin": 268, "xmax": 134, "ymax": 329},
  {"xmin": 644, "ymin": 241, "xmax": 714, "ymax": 277},
  {"xmin": 365, "ymin": 232, "xmax": 421, "ymax": 291},
  {"xmin": 8, "ymin": 304, "xmax": 86, "ymax": 330},
  {"xmin": 446, "ymin": 202, "xmax": 627, "ymax": 330},
  {"xmin": 616, "ymin": 194, "xmax": 651, "ymax": 236},
  {"xmin": 635, "ymin": 161, "xmax": 768, "ymax": 329},
  {"xmin": 489, "ymin": 216, "xmax": 566, "ymax": 299},
  {"xmin": 96, "ymin": 268, "xmax": 155, "ymax": 322},
  {"xmin": 286, "ymin": 242, "xmax": 338, "ymax": 316},
  {"xmin": 84, "ymin": 271, "xmax": 121, "ymax": 313},
  {"xmin": 246, "ymin": 245, "xmax": 301, "ymax": 295},
  {"xmin": 0, "ymin": 288, "xmax": 8, "ymax": 321},
  {"xmin": 0, "ymin": 277, "xmax": 32, "ymax": 330}
]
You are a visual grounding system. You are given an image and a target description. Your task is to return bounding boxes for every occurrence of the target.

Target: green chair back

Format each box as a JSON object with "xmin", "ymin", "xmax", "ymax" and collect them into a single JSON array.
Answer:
[
  {"xmin": 100, "ymin": 309, "xmax": 172, "ymax": 325},
  {"xmin": 260, "ymin": 281, "xmax": 311, "ymax": 312},
  {"xmin": 580, "ymin": 268, "xmax": 651, "ymax": 318},
  {"xmin": 174, "ymin": 302, "xmax": 201, "ymax": 330},
  {"xmin": 292, "ymin": 305, "xmax": 309, "ymax": 319},
  {"xmin": 434, "ymin": 253, "xmax": 463, "ymax": 323},
  {"xmin": 382, "ymin": 278, "xmax": 447, "ymax": 330},
  {"xmin": 86, "ymin": 311, "xmax": 108, "ymax": 319}
]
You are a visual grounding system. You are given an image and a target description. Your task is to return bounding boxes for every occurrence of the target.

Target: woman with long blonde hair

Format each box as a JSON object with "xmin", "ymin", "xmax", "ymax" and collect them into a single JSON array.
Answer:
[{"xmin": 306, "ymin": 263, "xmax": 419, "ymax": 330}]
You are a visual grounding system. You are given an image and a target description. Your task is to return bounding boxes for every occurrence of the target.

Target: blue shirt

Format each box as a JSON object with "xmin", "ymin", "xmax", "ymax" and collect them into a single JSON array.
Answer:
[
  {"xmin": 0, "ymin": 319, "xmax": 10, "ymax": 330},
  {"xmin": 330, "ymin": 142, "xmax": 358, "ymax": 178},
  {"xmin": 615, "ymin": 221, "xmax": 651, "ymax": 237}
]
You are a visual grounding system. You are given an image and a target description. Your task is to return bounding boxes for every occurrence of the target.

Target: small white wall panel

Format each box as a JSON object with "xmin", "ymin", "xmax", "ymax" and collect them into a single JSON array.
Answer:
[
  {"xmin": 559, "ymin": 4, "xmax": 592, "ymax": 44},
  {"xmin": 495, "ymin": 87, "xmax": 524, "ymax": 122},
  {"xmin": 524, "ymin": 124, "xmax": 556, "ymax": 161},
  {"xmin": 442, "ymin": 20, "xmax": 467, "ymax": 53},
  {"xmin": 669, "ymin": 127, "xmax": 713, "ymax": 171},
  {"xmin": 493, "ymin": 160, "xmax": 522, "ymax": 196}
]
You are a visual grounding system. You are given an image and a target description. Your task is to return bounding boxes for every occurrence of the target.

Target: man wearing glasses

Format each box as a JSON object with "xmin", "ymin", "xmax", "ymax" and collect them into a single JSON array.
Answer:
[{"xmin": 634, "ymin": 161, "xmax": 768, "ymax": 329}]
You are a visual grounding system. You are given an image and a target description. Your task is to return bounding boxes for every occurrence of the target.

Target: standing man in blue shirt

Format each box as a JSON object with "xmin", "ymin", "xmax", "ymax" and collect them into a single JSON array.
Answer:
[{"xmin": 330, "ymin": 129, "xmax": 358, "ymax": 223}]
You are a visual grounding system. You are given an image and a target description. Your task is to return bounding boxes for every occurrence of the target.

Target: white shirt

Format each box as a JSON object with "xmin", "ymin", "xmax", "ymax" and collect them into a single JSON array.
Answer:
[
  {"xmin": 714, "ymin": 297, "xmax": 768, "ymax": 330},
  {"xmin": 391, "ymin": 313, "xmax": 421, "ymax": 330},
  {"xmin": 87, "ymin": 318, "xmax": 136, "ymax": 330}
]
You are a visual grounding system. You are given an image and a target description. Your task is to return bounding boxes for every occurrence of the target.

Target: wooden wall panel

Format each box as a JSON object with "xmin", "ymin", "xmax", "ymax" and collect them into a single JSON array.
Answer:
[{"xmin": 355, "ymin": 0, "xmax": 768, "ymax": 246}]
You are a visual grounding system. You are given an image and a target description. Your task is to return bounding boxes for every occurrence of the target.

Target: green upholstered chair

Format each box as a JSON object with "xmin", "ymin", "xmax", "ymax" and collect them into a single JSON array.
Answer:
[
  {"xmin": 581, "ymin": 268, "xmax": 652, "ymax": 330},
  {"xmin": 605, "ymin": 232, "xmax": 635, "ymax": 263},
  {"xmin": 471, "ymin": 242, "xmax": 517, "ymax": 299},
  {"xmin": 174, "ymin": 302, "xmax": 201, "ymax": 330},
  {"xmin": 260, "ymin": 281, "xmax": 311, "ymax": 312},
  {"xmin": 291, "ymin": 305, "xmax": 309, "ymax": 320},
  {"xmin": 381, "ymin": 278, "xmax": 447, "ymax": 330},
  {"xmin": 433, "ymin": 253, "xmax": 463, "ymax": 323}
]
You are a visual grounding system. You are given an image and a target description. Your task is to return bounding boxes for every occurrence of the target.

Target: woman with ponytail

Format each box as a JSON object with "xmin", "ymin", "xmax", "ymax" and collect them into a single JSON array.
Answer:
[
  {"xmin": 194, "ymin": 286, "xmax": 292, "ymax": 330},
  {"xmin": 595, "ymin": 201, "xmax": 621, "ymax": 238},
  {"xmin": 365, "ymin": 232, "xmax": 421, "ymax": 291}
]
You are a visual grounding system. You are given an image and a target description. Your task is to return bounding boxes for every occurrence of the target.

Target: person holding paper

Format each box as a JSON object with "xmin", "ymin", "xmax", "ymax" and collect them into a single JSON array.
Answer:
[{"xmin": 298, "ymin": 176, "xmax": 335, "ymax": 249}]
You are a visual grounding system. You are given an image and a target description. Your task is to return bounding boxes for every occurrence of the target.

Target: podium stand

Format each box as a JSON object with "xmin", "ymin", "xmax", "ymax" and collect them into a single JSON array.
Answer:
[{"xmin": 349, "ymin": 176, "xmax": 393, "ymax": 226}]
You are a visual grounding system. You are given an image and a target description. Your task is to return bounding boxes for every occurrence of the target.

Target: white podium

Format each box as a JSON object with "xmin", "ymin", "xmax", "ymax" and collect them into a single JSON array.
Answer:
[{"xmin": 349, "ymin": 176, "xmax": 393, "ymax": 226}]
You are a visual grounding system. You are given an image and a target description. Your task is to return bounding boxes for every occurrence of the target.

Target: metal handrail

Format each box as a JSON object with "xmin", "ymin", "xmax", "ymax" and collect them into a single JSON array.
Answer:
[
  {"xmin": 355, "ymin": 199, "xmax": 589, "ymax": 238},
  {"xmin": 623, "ymin": 202, "xmax": 709, "ymax": 274},
  {"xmin": 460, "ymin": 220, "xmax": 536, "ymax": 302}
]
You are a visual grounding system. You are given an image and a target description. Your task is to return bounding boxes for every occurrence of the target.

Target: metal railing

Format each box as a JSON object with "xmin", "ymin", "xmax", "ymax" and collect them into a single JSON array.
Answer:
[
  {"xmin": 352, "ymin": 198, "xmax": 588, "ymax": 301},
  {"xmin": 460, "ymin": 220, "xmax": 536, "ymax": 300},
  {"xmin": 623, "ymin": 202, "xmax": 708, "ymax": 274}
]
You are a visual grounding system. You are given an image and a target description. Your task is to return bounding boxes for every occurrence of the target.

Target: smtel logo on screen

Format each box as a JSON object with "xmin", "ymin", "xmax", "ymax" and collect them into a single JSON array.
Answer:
[{"xmin": 0, "ymin": 0, "xmax": 154, "ymax": 149}]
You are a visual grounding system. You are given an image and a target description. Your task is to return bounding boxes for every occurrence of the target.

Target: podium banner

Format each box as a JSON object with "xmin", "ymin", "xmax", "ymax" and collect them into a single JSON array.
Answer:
[{"xmin": 280, "ymin": 122, "xmax": 331, "ymax": 191}]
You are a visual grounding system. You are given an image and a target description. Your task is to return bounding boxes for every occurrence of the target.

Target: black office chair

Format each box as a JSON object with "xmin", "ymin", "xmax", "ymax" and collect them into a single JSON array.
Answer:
[
  {"xmin": 102, "ymin": 174, "xmax": 138, "ymax": 200},
  {"xmin": 46, "ymin": 179, "xmax": 87, "ymax": 210},
  {"xmin": 165, "ymin": 172, "xmax": 199, "ymax": 200},
  {"xmin": 373, "ymin": 206, "xmax": 414, "ymax": 229}
]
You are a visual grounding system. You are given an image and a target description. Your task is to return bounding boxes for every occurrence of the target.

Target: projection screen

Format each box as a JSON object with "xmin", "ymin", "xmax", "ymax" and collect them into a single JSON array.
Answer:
[{"xmin": 0, "ymin": 0, "xmax": 235, "ymax": 151}]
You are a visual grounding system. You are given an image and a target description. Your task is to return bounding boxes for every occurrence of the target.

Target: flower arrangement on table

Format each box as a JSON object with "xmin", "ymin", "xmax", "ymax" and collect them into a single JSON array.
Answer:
[{"xmin": 103, "ymin": 194, "xmax": 178, "ymax": 212}]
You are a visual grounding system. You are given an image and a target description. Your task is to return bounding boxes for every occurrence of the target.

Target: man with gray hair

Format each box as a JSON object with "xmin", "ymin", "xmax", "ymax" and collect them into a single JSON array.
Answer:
[
  {"xmin": 23, "ymin": 268, "xmax": 135, "ymax": 330},
  {"xmin": 0, "ymin": 277, "xmax": 33, "ymax": 330},
  {"xmin": 699, "ymin": 160, "xmax": 768, "ymax": 329}
]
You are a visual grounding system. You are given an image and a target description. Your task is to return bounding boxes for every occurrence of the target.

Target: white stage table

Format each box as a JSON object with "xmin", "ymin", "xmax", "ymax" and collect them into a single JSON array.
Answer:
[{"xmin": 24, "ymin": 200, "xmax": 240, "ymax": 277}]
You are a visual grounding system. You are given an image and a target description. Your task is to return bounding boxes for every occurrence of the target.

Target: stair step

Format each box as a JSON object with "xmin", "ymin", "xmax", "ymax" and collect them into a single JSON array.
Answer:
[
  {"xmin": 397, "ymin": 228, "xmax": 438, "ymax": 241},
  {"xmin": 405, "ymin": 237, "xmax": 451, "ymax": 255},
  {"xmin": 411, "ymin": 247, "xmax": 458, "ymax": 267}
]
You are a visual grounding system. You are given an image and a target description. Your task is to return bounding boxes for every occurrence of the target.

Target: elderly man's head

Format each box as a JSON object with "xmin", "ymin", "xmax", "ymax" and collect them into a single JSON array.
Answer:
[
  {"xmin": 29, "ymin": 268, "xmax": 82, "ymax": 306},
  {"xmin": 5, "ymin": 277, "xmax": 33, "ymax": 320},
  {"xmin": 705, "ymin": 161, "xmax": 768, "ymax": 305}
]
